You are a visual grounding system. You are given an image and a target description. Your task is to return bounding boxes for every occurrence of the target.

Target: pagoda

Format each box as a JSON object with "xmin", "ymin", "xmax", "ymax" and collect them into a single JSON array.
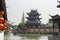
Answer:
[{"xmin": 26, "ymin": 10, "xmax": 41, "ymax": 29}]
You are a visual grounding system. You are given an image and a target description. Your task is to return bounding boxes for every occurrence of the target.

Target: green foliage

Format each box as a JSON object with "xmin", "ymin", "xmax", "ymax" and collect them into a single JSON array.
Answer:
[
  {"xmin": 54, "ymin": 23, "xmax": 58, "ymax": 29},
  {"xmin": 17, "ymin": 23, "xmax": 25, "ymax": 29}
]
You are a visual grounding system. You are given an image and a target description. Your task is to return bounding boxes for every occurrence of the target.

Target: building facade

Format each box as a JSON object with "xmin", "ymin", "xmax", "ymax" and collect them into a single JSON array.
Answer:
[
  {"xmin": 26, "ymin": 10, "xmax": 41, "ymax": 29},
  {"xmin": 50, "ymin": 14, "xmax": 60, "ymax": 35}
]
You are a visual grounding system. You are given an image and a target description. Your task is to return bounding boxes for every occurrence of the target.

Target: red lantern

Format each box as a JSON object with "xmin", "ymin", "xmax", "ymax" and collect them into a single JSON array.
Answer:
[
  {"xmin": 3, "ymin": 20, "xmax": 7, "ymax": 23},
  {"xmin": 2, "ymin": 26, "xmax": 7, "ymax": 30},
  {"xmin": 0, "ymin": 18, "xmax": 4, "ymax": 22},
  {"xmin": 0, "ymin": 24, "xmax": 4, "ymax": 29},
  {"xmin": 3, "ymin": 26, "xmax": 7, "ymax": 29},
  {"xmin": 0, "ymin": 11, "xmax": 4, "ymax": 15},
  {"xmin": 2, "ymin": 23, "xmax": 7, "ymax": 30},
  {"xmin": 4, "ymin": 23, "xmax": 7, "ymax": 26}
]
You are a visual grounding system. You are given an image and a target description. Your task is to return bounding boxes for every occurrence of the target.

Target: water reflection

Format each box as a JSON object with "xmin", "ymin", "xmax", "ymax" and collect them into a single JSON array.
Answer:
[
  {"xmin": 20, "ymin": 34, "xmax": 39, "ymax": 40},
  {"xmin": 5, "ymin": 33, "xmax": 48, "ymax": 40}
]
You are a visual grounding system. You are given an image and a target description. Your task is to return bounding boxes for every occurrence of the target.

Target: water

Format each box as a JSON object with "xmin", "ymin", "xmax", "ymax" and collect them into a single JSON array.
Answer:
[{"xmin": 5, "ymin": 33, "xmax": 48, "ymax": 40}]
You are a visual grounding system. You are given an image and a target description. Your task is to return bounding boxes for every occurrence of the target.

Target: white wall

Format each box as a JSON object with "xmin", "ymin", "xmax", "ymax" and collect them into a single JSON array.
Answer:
[{"xmin": 0, "ymin": 31, "xmax": 4, "ymax": 40}]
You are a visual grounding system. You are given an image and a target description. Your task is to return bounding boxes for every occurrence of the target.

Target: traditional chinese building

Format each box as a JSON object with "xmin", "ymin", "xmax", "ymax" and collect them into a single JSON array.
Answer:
[
  {"xmin": 50, "ymin": 14, "xmax": 60, "ymax": 35},
  {"xmin": 0, "ymin": 0, "xmax": 7, "ymax": 21},
  {"xmin": 26, "ymin": 10, "xmax": 41, "ymax": 29}
]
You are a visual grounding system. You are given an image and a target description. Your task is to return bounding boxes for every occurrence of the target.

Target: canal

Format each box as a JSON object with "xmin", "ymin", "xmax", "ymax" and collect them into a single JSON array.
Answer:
[{"xmin": 4, "ymin": 33, "xmax": 48, "ymax": 40}]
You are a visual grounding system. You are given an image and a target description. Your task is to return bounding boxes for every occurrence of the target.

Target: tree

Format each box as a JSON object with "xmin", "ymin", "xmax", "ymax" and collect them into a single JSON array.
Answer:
[{"xmin": 17, "ymin": 23, "xmax": 25, "ymax": 30}]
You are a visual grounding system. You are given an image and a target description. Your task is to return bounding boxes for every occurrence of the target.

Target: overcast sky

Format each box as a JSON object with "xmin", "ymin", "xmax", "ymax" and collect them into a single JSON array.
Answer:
[{"xmin": 6, "ymin": 0, "xmax": 60, "ymax": 25}]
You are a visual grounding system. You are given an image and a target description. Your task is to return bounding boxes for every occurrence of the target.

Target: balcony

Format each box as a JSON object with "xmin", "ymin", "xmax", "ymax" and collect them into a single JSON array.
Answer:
[
  {"xmin": 26, "ymin": 21, "xmax": 41, "ymax": 24},
  {"xmin": 26, "ymin": 17, "xmax": 41, "ymax": 19},
  {"xmin": 27, "ymin": 13, "xmax": 41, "ymax": 16}
]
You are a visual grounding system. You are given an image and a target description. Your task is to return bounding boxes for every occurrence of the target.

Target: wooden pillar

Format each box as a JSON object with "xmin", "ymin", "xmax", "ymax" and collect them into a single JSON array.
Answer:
[
  {"xmin": 39, "ymin": 25, "xmax": 40, "ymax": 34},
  {"xmin": 29, "ymin": 26, "xmax": 31, "ymax": 34},
  {"xmin": 58, "ymin": 22, "xmax": 60, "ymax": 32},
  {"xmin": 53, "ymin": 21, "xmax": 54, "ymax": 35},
  {"xmin": 33, "ymin": 26, "xmax": 35, "ymax": 33}
]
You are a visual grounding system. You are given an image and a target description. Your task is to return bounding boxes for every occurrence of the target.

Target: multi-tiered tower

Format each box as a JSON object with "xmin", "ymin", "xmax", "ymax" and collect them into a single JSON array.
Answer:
[{"xmin": 26, "ymin": 10, "xmax": 41, "ymax": 29}]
